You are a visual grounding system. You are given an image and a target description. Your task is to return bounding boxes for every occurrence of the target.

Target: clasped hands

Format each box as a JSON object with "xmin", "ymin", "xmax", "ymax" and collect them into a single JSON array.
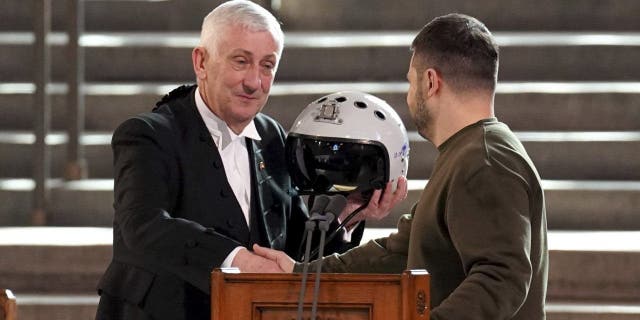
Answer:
[{"xmin": 230, "ymin": 177, "xmax": 407, "ymax": 273}]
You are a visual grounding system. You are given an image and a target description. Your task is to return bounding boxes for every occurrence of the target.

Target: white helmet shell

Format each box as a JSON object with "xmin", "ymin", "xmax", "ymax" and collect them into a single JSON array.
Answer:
[{"xmin": 286, "ymin": 91, "xmax": 409, "ymax": 194}]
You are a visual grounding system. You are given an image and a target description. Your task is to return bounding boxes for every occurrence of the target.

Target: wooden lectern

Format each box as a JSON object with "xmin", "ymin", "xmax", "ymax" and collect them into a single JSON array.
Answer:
[
  {"xmin": 0, "ymin": 289, "xmax": 17, "ymax": 320},
  {"xmin": 211, "ymin": 269, "xmax": 430, "ymax": 320}
]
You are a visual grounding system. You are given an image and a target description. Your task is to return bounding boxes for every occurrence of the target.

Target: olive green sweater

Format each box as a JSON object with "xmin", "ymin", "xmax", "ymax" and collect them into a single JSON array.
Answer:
[{"xmin": 297, "ymin": 118, "xmax": 548, "ymax": 320}]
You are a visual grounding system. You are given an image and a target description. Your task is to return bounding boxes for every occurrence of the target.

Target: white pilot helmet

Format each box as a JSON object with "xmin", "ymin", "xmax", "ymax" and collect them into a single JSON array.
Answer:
[{"xmin": 285, "ymin": 91, "xmax": 409, "ymax": 194}]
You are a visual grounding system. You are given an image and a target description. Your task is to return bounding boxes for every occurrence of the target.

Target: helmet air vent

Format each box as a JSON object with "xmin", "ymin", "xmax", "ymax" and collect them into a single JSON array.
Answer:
[{"xmin": 354, "ymin": 101, "xmax": 367, "ymax": 109}]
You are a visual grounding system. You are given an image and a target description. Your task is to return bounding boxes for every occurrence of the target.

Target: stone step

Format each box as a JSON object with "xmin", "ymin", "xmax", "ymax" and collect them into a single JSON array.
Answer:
[
  {"xmin": 9, "ymin": 294, "xmax": 98, "ymax": 320},
  {"xmin": 546, "ymin": 302, "xmax": 640, "ymax": 320},
  {"xmin": 373, "ymin": 180, "xmax": 640, "ymax": 231},
  {"xmin": 275, "ymin": 0, "xmax": 640, "ymax": 32},
  {"xmin": 0, "ymin": 0, "xmax": 250, "ymax": 32},
  {"xmin": 1, "ymin": 179, "xmax": 639, "ymax": 231},
  {"xmin": 1, "ymin": 131, "xmax": 639, "ymax": 180},
  {"xmin": 0, "ymin": 132, "xmax": 114, "ymax": 179},
  {"xmin": 0, "ymin": 179, "xmax": 114, "ymax": 226},
  {"xmin": 1, "ymin": 81, "xmax": 640, "ymax": 132},
  {"xmin": 409, "ymin": 131, "xmax": 640, "ymax": 181},
  {"xmin": 2, "ymin": 32, "xmax": 640, "ymax": 82},
  {"xmin": 3, "ymin": 0, "xmax": 639, "ymax": 32},
  {"xmin": 2, "ymin": 227, "xmax": 640, "ymax": 302},
  {"xmin": 8, "ymin": 294, "xmax": 640, "ymax": 320},
  {"xmin": 0, "ymin": 227, "xmax": 112, "ymax": 293}
]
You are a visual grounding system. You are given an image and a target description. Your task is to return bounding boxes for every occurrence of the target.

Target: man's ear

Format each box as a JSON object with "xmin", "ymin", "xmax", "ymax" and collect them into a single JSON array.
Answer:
[
  {"xmin": 425, "ymin": 68, "xmax": 440, "ymax": 97},
  {"xmin": 192, "ymin": 47, "xmax": 207, "ymax": 80}
]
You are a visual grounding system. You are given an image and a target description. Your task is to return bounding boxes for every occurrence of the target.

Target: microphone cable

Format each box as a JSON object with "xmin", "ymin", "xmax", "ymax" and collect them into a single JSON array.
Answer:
[{"xmin": 308, "ymin": 201, "xmax": 367, "ymax": 260}]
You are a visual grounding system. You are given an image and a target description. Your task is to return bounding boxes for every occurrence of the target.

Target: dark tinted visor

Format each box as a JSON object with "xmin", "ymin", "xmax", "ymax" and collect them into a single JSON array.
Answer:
[{"xmin": 285, "ymin": 134, "xmax": 389, "ymax": 194}]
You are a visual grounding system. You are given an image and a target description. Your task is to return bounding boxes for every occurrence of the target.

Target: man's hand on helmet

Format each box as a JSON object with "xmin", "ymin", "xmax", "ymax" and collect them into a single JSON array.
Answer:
[{"xmin": 339, "ymin": 175, "xmax": 408, "ymax": 229}]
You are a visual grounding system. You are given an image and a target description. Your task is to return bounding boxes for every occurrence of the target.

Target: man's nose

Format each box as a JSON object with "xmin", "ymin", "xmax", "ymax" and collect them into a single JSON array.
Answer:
[{"xmin": 243, "ymin": 65, "xmax": 261, "ymax": 93}]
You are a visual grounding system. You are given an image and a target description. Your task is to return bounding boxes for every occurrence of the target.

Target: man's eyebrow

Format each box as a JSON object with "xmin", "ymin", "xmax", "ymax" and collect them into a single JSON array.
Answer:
[{"xmin": 229, "ymin": 48, "xmax": 253, "ymax": 57}]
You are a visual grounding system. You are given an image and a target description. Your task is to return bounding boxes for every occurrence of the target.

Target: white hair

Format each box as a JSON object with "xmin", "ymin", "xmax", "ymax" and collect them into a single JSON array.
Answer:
[{"xmin": 199, "ymin": 0, "xmax": 284, "ymax": 56}]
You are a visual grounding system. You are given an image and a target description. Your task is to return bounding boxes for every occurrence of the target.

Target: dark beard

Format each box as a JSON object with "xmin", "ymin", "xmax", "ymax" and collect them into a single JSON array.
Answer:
[{"xmin": 411, "ymin": 89, "xmax": 432, "ymax": 141}]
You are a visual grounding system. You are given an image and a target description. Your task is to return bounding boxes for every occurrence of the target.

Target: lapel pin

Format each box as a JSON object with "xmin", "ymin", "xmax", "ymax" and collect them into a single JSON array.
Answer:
[{"xmin": 259, "ymin": 161, "xmax": 266, "ymax": 170}]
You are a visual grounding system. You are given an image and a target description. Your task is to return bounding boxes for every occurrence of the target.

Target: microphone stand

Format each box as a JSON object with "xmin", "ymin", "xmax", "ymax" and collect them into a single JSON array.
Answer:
[
  {"xmin": 310, "ymin": 211, "xmax": 334, "ymax": 319},
  {"xmin": 296, "ymin": 195, "xmax": 329, "ymax": 320},
  {"xmin": 296, "ymin": 219, "xmax": 317, "ymax": 320},
  {"xmin": 296, "ymin": 194, "xmax": 348, "ymax": 319}
]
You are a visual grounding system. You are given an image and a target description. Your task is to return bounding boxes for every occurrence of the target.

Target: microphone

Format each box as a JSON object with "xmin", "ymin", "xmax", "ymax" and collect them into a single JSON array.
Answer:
[
  {"xmin": 296, "ymin": 195, "xmax": 330, "ymax": 261},
  {"xmin": 308, "ymin": 194, "xmax": 350, "ymax": 260},
  {"xmin": 319, "ymin": 194, "xmax": 346, "ymax": 229},
  {"xmin": 308, "ymin": 195, "xmax": 331, "ymax": 220}
]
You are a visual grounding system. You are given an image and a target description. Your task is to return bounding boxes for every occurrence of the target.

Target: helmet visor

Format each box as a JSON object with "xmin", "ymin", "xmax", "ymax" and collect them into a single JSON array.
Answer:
[{"xmin": 285, "ymin": 134, "xmax": 389, "ymax": 194}]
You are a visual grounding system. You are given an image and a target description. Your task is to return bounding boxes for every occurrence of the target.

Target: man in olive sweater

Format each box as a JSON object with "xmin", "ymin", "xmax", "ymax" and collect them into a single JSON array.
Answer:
[{"xmin": 256, "ymin": 13, "xmax": 548, "ymax": 320}]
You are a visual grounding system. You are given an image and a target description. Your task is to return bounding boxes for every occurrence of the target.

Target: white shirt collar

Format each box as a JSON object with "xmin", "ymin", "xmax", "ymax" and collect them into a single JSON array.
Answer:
[{"xmin": 195, "ymin": 87, "xmax": 262, "ymax": 150}]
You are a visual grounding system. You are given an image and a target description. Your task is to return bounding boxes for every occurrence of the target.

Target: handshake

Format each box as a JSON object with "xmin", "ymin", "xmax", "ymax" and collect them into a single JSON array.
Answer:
[
  {"xmin": 229, "ymin": 176, "xmax": 408, "ymax": 273},
  {"xmin": 233, "ymin": 243, "xmax": 296, "ymax": 273}
]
